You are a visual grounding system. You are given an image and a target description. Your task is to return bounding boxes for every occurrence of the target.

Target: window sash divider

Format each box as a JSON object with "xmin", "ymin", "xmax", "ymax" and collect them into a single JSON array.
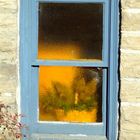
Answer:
[
  {"xmin": 31, "ymin": 60, "xmax": 108, "ymax": 67},
  {"xmin": 36, "ymin": 0, "xmax": 107, "ymax": 3}
]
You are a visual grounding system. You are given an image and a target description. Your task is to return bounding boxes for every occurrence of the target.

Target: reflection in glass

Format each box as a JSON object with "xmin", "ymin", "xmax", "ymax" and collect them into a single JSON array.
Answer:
[
  {"xmin": 38, "ymin": 3, "xmax": 103, "ymax": 60},
  {"xmin": 39, "ymin": 66, "xmax": 102, "ymax": 122}
]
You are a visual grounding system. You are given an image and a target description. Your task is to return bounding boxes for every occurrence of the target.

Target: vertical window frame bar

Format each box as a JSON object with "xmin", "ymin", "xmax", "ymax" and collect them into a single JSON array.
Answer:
[{"xmin": 107, "ymin": 0, "xmax": 119, "ymax": 139}]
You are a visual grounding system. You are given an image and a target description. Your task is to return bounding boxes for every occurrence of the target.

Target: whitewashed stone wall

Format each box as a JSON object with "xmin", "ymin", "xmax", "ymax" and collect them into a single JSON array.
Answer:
[
  {"xmin": 0, "ymin": 1, "xmax": 18, "ymax": 139},
  {"xmin": 120, "ymin": 0, "xmax": 140, "ymax": 139},
  {"xmin": 0, "ymin": 0, "xmax": 18, "ymax": 107},
  {"xmin": 0, "ymin": 0, "xmax": 140, "ymax": 140}
]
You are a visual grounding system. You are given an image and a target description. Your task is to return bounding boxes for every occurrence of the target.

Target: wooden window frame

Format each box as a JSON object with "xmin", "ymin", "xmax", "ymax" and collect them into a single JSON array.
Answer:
[{"xmin": 20, "ymin": 0, "xmax": 119, "ymax": 139}]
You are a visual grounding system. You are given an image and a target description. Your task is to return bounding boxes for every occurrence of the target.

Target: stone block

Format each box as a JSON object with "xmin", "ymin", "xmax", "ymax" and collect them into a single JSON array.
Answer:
[
  {"xmin": 0, "ymin": 0, "xmax": 17, "ymax": 14},
  {"xmin": 0, "ymin": 49, "xmax": 17, "ymax": 64},
  {"xmin": 119, "ymin": 130, "xmax": 140, "ymax": 140},
  {"xmin": 120, "ymin": 105, "xmax": 140, "ymax": 132},
  {"xmin": 121, "ymin": 52, "xmax": 140, "ymax": 78},
  {"xmin": 0, "ymin": 40, "xmax": 16, "ymax": 52},
  {"xmin": 0, "ymin": 27, "xmax": 17, "ymax": 41},
  {"xmin": 122, "ymin": 11, "xmax": 140, "ymax": 31},
  {"xmin": 121, "ymin": 35, "xmax": 140, "ymax": 50},
  {"xmin": 0, "ymin": 92, "xmax": 16, "ymax": 104},
  {"xmin": 0, "ymin": 13, "xmax": 17, "ymax": 26},
  {"xmin": 121, "ymin": 0, "xmax": 140, "ymax": 8},
  {"xmin": 0, "ymin": 63, "xmax": 17, "ymax": 93},
  {"xmin": 121, "ymin": 79, "xmax": 140, "ymax": 102}
]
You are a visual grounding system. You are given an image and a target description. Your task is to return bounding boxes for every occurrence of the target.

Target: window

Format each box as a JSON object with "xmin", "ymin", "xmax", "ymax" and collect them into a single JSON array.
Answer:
[{"xmin": 20, "ymin": 0, "xmax": 119, "ymax": 140}]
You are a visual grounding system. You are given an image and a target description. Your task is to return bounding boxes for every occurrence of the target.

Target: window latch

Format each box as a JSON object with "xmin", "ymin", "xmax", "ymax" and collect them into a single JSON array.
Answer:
[{"xmin": 31, "ymin": 65, "xmax": 39, "ymax": 68}]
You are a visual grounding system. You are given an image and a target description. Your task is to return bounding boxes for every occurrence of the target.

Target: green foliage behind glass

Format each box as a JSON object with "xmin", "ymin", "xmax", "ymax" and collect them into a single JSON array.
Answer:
[{"xmin": 40, "ymin": 69, "xmax": 101, "ymax": 114}]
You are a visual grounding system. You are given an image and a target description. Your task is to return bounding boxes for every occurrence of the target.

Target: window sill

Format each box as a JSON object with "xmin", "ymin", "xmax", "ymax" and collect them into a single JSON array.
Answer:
[{"xmin": 31, "ymin": 134, "xmax": 107, "ymax": 140}]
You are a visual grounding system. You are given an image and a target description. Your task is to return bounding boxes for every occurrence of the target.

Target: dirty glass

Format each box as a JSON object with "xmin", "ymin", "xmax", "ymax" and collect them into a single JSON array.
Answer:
[
  {"xmin": 38, "ymin": 3, "xmax": 103, "ymax": 60},
  {"xmin": 39, "ymin": 66, "xmax": 102, "ymax": 122}
]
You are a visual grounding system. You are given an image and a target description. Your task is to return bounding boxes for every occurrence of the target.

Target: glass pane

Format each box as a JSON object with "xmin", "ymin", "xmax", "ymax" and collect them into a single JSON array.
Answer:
[
  {"xmin": 39, "ymin": 66, "xmax": 102, "ymax": 122},
  {"xmin": 38, "ymin": 3, "xmax": 103, "ymax": 60}
]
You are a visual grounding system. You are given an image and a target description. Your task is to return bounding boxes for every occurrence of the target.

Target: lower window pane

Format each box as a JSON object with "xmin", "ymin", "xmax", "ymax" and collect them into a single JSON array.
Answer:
[{"xmin": 39, "ymin": 66, "xmax": 102, "ymax": 122}]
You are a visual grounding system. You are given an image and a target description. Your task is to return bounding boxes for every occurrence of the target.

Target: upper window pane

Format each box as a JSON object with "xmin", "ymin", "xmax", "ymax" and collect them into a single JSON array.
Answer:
[{"xmin": 38, "ymin": 3, "xmax": 103, "ymax": 60}]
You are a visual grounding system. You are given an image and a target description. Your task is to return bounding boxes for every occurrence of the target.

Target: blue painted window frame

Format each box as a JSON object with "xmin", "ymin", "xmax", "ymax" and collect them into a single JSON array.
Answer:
[{"xmin": 20, "ymin": 0, "xmax": 119, "ymax": 139}]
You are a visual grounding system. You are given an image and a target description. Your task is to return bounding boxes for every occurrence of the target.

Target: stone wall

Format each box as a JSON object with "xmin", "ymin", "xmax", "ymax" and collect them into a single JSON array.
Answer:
[
  {"xmin": 120, "ymin": 0, "xmax": 140, "ymax": 139},
  {"xmin": 0, "ymin": 0, "xmax": 140, "ymax": 140},
  {"xmin": 0, "ymin": 0, "xmax": 18, "ymax": 108},
  {"xmin": 0, "ymin": 1, "xmax": 18, "ymax": 139}
]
